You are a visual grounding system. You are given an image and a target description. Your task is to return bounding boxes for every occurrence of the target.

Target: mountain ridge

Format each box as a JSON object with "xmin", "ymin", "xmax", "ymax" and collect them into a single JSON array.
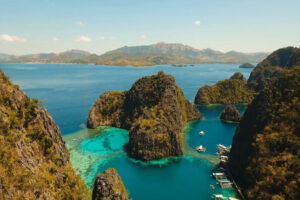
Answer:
[{"xmin": 0, "ymin": 42, "xmax": 270, "ymax": 66}]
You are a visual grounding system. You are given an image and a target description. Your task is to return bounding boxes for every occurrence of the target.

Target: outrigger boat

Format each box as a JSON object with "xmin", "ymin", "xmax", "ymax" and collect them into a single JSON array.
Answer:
[
  {"xmin": 196, "ymin": 145, "xmax": 206, "ymax": 152},
  {"xmin": 199, "ymin": 130, "xmax": 205, "ymax": 135},
  {"xmin": 211, "ymin": 194, "xmax": 225, "ymax": 200}
]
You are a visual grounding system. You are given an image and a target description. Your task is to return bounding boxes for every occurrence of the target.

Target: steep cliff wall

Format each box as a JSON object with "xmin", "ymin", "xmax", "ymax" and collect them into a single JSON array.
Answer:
[
  {"xmin": 0, "ymin": 69, "xmax": 90, "ymax": 199},
  {"xmin": 229, "ymin": 66, "xmax": 300, "ymax": 199}
]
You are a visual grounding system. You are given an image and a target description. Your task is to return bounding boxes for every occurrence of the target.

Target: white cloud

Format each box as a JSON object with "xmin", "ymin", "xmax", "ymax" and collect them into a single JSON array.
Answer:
[
  {"xmin": 0, "ymin": 34, "xmax": 26, "ymax": 42},
  {"xmin": 76, "ymin": 36, "xmax": 92, "ymax": 42},
  {"xmin": 100, "ymin": 36, "xmax": 105, "ymax": 40},
  {"xmin": 76, "ymin": 21, "xmax": 84, "ymax": 26},
  {"xmin": 141, "ymin": 34, "xmax": 147, "ymax": 39},
  {"xmin": 52, "ymin": 37, "xmax": 58, "ymax": 41},
  {"xmin": 194, "ymin": 20, "xmax": 201, "ymax": 25},
  {"xmin": 109, "ymin": 36, "xmax": 116, "ymax": 40}
]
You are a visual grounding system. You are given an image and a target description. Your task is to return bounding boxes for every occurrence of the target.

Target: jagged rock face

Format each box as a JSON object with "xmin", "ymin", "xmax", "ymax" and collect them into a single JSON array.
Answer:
[
  {"xmin": 87, "ymin": 71, "xmax": 202, "ymax": 161},
  {"xmin": 0, "ymin": 70, "xmax": 89, "ymax": 199},
  {"xmin": 248, "ymin": 47, "xmax": 300, "ymax": 91},
  {"xmin": 92, "ymin": 168, "xmax": 128, "ymax": 200},
  {"xmin": 229, "ymin": 67, "xmax": 300, "ymax": 199},
  {"xmin": 220, "ymin": 105, "xmax": 241, "ymax": 122},
  {"xmin": 194, "ymin": 72, "xmax": 255, "ymax": 105},
  {"xmin": 87, "ymin": 91, "xmax": 125, "ymax": 129}
]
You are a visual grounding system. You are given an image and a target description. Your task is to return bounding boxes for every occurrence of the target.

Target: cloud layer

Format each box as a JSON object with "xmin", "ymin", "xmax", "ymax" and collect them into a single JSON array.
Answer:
[
  {"xmin": 76, "ymin": 21, "xmax": 84, "ymax": 26},
  {"xmin": 194, "ymin": 20, "xmax": 201, "ymax": 25},
  {"xmin": 0, "ymin": 34, "xmax": 26, "ymax": 42},
  {"xmin": 76, "ymin": 36, "xmax": 92, "ymax": 42}
]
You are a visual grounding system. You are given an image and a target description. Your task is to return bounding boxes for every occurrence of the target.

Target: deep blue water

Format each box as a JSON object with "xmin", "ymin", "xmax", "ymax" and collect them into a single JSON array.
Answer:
[{"xmin": 0, "ymin": 63, "xmax": 252, "ymax": 200}]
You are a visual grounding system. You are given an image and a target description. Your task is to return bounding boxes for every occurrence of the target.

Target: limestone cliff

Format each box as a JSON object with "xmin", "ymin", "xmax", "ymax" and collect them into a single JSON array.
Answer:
[
  {"xmin": 92, "ymin": 168, "xmax": 129, "ymax": 200},
  {"xmin": 247, "ymin": 47, "xmax": 300, "ymax": 91},
  {"xmin": 0, "ymin": 69, "xmax": 90, "ymax": 199},
  {"xmin": 219, "ymin": 105, "xmax": 241, "ymax": 122},
  {"xmin": 194, "ymin": 72, "xmax": 255, "ymax": 105},
  {"xmin": 229, "ymin": 66, "xmax": 300, "ymax": 198},
  {"xmin": 87, "ymin": 71, "xmax": 202, "ymax": 161}
]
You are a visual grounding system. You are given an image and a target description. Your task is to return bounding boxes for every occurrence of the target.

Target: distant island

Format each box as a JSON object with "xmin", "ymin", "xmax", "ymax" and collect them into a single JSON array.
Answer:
[
  {"xmin": 0, "ymin": 42, "xmax": 269, "ymax": 67},
  {"xmin": 239, "ymin": 62, "xmax": 255, "ymax": 68}
]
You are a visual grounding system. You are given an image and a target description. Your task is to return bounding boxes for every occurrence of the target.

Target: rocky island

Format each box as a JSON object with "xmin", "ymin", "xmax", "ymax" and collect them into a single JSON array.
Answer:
[
  {"xmin": 92, "ymin": 168, "xmax": 129, "ymax": 200},
  {"xmin": 239, "ymin": 62, "xmax": 255, "ymax": 68},
  {"xmin": 219, "ymin": 105, "xmax": 241, "ymax": 122},
  {"xmin": 229, "ymin": 47, "xmax": 300, "ymax": 199},
  {"xmin": 194, "ymin": 72, "xmax": 255, "ymax": 105},
  {"xmin": 87, "ymin": 71, "xmax": 202, "ymax": 161},
  {"xmin": 0, "ymin": 69, "xmax": 128, "ymax": 200}
]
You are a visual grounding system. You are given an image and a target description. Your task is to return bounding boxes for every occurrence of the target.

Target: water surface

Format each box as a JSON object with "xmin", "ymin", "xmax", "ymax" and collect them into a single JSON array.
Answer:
[{"xmin": 0, "ymin": 63, "xmax": 251, "ymax": 199}]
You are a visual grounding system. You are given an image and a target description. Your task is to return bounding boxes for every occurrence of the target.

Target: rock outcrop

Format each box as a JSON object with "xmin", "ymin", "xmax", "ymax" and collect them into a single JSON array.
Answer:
[
  {"xmin": 239, "ymin": 62, "xmax": 255, "ymax": 68},
  {"xmin": 87, "ymin": 71, "xmax": 202, "ymax": 161},
  {"xmin": 0, "ymin": 70, "xmax": 90, "ymax": 199},
  {"xmin": 229, "ymin": 50, "xmax": 300, "ymax": 199},
  {"xmin": 92, "ymin": 168, "xmax": 129, "ymax": 200},
  {"xmin": 219, "ymin": 105, "xmax": 241, "ymax": 122},
  {"xmin": 247, "ymin": 47, "xmax": 300, "ymax": 91},
  {"xmin": 194, "ymin": 72, "xmax": 255, "ymax": 105}
]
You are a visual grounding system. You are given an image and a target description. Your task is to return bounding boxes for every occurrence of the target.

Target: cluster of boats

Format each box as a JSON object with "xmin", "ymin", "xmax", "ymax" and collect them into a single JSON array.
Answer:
[{"xmin": 211, "ymin": 144, "xmax": 239, "ymax": 200}]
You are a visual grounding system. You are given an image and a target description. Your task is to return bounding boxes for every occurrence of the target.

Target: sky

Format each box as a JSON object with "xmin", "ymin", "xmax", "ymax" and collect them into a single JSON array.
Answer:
[{"xmin": 0, "ymin": 0, "xmax": 299, "ymax": 55}]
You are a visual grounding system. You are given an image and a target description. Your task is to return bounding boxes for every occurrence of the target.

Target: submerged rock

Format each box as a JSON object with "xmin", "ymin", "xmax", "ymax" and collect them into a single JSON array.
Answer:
[
  {"xmin": 87, "ymin": 71, "xmax": 202, "ymax": 161},
  {"xmin": 220, "ymin": 105, "xmax": 241, "ymax": 122},
  {"xmin": 0, "ymin": 70, "xmax": 90, "ymax": 199},
  {"xmin": 194, "ymin": 72, "xmax": 255, "ymax": 105},
  {"xmin": 239, "ymin": 62, "xmax": 255, "ymax": 68},
  {"xmin": 92, "ymin": 168, "xmax": 128, "ymax": 200}
]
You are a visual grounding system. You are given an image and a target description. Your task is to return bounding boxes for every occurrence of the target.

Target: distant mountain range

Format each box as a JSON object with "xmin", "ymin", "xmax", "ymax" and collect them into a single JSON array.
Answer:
[{"xmin": 0, "ymin": 42, "xmax": 269, "ymax": 66}]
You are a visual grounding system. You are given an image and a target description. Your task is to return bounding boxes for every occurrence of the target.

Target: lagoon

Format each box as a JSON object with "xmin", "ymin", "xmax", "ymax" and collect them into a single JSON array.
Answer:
[{"xmin": 0, "ymin": 63, "xmax": 251, "ymax": 200}]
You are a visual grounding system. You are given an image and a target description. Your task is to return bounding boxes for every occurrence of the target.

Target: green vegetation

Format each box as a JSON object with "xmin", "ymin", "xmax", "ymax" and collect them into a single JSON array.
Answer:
[
  {"xmin": 194, "ymin": 72, "xmax": 256, "ymax": 105},
  {"xmin": 0, "ymin": 70, "xmax": 90, "ymax": 199},
  {"xmin": 92, "ymin": 168, "xmax": 129, "ymax": 200},
  {"xmin": 219, "ymin": 105, "xmax": 241, "ymax": 122},
  {"xmin": 248, "ymin": 47, "xmax": 300, "ymax": 91},
  {"xmin": 87, "ymin": 71, "xmax": 202, "ymax": 161},
  {"xmin": 229, "ymin": 48, "xmax": 300, "ymax": 199}
]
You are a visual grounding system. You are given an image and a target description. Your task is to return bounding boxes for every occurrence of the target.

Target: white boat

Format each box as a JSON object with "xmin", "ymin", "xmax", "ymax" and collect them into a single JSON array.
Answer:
[
  {"xmin": 196, "ymin": 145, "xmax": 206, "ymax": 152},
  {"xmin": 212, "ymin": 194, "xmax": 225, "ymax": 200},
  {"xmin": 199, "ymin": 130, "xmax": 205, "ymax": 135}
]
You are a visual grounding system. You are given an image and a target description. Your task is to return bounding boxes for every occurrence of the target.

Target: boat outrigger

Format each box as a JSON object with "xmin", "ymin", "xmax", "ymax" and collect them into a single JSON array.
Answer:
[
  {"xmin": 199, "ymin": 130, "xmax": 205, "ymax": 135},
  {"xmin": 196, "ymin": 145, "xmax": 206, "ymax": 152}
]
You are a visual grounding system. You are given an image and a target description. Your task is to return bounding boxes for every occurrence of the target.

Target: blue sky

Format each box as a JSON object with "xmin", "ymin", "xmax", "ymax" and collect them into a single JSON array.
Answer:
[{"xmin": 0, "ymin": 0, "xmax": 299, "ymax": 55}]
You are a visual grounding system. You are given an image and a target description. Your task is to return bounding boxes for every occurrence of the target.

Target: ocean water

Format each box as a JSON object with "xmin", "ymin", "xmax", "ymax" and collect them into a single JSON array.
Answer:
[{"xmin": 0, "ymin": 63, "xmax": 252, "ymax": 200}]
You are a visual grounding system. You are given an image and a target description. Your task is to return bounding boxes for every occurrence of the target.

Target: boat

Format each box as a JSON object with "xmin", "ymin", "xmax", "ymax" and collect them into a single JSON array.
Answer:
[
  {"xmin": 212, "ymin": 172, "xmax": 226, "ymax": 180},
  {"xmin": 196, "ymin": 145, "xmax": 206, "ymax": 152},
  {"xmin": 218, "ymin": 179, "xmax": 233, "ymax": 188},
  {"xmin": 210, "ymin": 184, "xmax": 215, "ymax": 189},
  {"xmin": 199, "ymin": 130, "xmax": 205, "ymax": 135},
  {"xmin": 212, "ymin": 194, "xmax": 225, "ymax": 200},
  {"xmin": 229, "ymin": 198, "xmax": 239, "ymax": 200}
]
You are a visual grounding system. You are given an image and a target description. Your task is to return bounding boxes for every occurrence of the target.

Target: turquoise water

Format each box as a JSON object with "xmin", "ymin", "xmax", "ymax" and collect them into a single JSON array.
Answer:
[{"xmin": 0, "ymin": 63, "xmax": 252, "ymax": 200}]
